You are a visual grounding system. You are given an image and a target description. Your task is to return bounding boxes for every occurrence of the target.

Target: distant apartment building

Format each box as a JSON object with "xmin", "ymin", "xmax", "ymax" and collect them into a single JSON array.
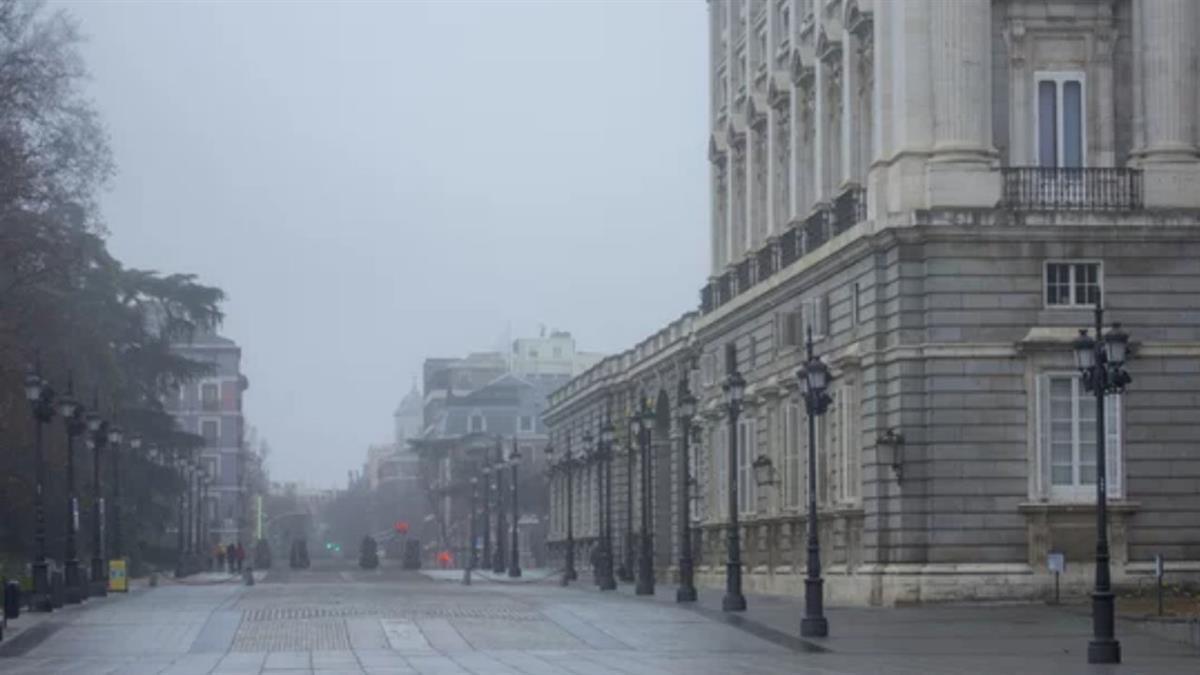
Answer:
[
  {"xmin": 510, "ymin": 330, "xmax": 605, "ymax": 380},
  {"xmin": 167, "ymin": 330, "xmax": 251, "ymax": 547}
]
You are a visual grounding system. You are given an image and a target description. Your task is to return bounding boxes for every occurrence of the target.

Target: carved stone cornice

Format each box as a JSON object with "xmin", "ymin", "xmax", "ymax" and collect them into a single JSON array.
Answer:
[
  {"xmin": 789, "ymin": 48, "xmax": 815, "ymax": 89},
  {"xmin": 746, "ymin": 93, "xmax": 769, "ymax": 130},
  {"xmin": 709, "ymin": 130, "xmax": 729, "ymax": 165},
  {"xmin": 845, "ymin": 0, "xmax": 873, "ymax": 42},
  {"xmin": 767, "ymin": 72, "xmax": 791, "ymax": 109}
]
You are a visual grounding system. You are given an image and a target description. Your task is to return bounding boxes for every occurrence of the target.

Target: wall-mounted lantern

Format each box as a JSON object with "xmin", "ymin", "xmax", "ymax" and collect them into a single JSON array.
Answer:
[
  {"xmin": 877, "ymin": 429, "xmax": 905, "ymax": 481},
  {"xmin": 751, "ymin": 454, "xmax": 779, "ymax": 487}
]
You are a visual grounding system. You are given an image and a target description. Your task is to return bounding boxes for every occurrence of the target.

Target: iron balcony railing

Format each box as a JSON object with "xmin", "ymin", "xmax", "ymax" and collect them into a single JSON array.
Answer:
[
  {"xmin": 1001, "ymin": 167, "xmax": 1143, "ymax": 211},
  {"xmin": 735, "ymin": 258, "xmax": 752, "ymax": 294},
  {"xmin": 779, "ymin": 227, "xmax": 799, "ymax": 268},
  {"xmin": 832, "ymin": 185, "xmax": 867, "ymax": 233},
  {"xmin": 756, "ymin": 243, "xmax": 776, "ymax": 282}
]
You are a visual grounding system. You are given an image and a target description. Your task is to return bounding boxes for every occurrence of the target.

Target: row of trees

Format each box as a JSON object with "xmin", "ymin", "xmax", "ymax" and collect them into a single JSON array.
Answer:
[{"xmin": 0, "ymin": 1, "xmax": 227, "ymax": 575}]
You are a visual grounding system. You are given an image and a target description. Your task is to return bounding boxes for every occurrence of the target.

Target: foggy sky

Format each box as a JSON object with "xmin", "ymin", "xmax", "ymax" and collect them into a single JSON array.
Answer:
[{"xmin": 59, "ymin": 0, "xmax": 709, "ymax": 488}]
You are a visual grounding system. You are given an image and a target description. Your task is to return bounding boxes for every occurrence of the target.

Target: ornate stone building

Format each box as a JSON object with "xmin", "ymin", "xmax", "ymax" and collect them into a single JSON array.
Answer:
[{"xmin": 545, "ymin": 0, "xmax": 1200, "ymax": 605}]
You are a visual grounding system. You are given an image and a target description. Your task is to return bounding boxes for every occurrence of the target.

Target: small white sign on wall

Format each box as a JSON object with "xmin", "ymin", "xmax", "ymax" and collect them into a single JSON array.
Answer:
[{"xmin": 1047, "ymin": 552, "xmax": 1065, "ymax": 574}]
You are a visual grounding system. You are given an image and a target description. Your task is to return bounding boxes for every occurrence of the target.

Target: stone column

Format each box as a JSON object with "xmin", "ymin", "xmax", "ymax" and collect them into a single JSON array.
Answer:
[
  {"xmin": 885, "ymin": 0, "xmax": 934, "ymax": 213},
  {"xmin": 1136, "ymin": 0, "xmax": 1200, "ymax": 207},
  {"xmin": 867, "ymin": 0, "xmax": 892, "ymax": 220},
  {"xmin": 841, "ymin": 28, "xmax": 860, "ymax": 188},
  {"xmin": 926, "ymin": 0, "xmax": 998, "ymax": 208}
]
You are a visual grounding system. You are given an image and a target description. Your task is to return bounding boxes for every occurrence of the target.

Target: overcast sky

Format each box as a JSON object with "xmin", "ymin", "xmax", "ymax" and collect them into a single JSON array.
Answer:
[{"xmin": 59, "ymin": 0, "xmax": 709, "ymax": 488}]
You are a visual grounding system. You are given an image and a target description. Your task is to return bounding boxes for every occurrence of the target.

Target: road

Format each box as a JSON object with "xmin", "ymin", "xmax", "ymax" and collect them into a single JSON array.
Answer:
[
  {"xmin": 0, "ymin": 560, "xmax": 803, "ymax": 675},
  {"xmin": 2, "ymin": 560, "xmax": 1195, "ymax": 674}
]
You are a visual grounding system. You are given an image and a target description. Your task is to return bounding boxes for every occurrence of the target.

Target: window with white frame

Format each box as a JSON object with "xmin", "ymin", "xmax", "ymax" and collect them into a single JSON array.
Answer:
[
  {"xmin": 200, "ymin": 418, "xmax": 220, "ymax": 447},
  {"xmin": 836, "ymin": 379, "xmax": 860, "ymax": 504},
  {"xmin": 714, "ymin": 424, "xmax": 729, "ymax": 519},
  {"xmin": 201, "ymin": 382, "xmax": 220, "ymax": 412},
  {"xmin": 1045, "ymin": 261, "xmax": 1101, "ymax": 308},
  {"xmin": 1035, "ymin": 72, "xmax": 1085, "ymax": 168},
  {"xmin": 737, "ymin": 415, "xmax": 756, "ymax": 514},
  {"xmin": 783, "ymin": 399, "xmax": 802, "ymax": 509},
  {"xmin": 1040, "ymin": 374, "xmax": 1122, "ymax": 500}
]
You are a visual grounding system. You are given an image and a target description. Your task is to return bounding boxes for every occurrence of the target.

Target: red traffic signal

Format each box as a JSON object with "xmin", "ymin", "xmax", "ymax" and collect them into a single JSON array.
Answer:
[{"xmin": 394, "ymin": 521, "xmax": 409, "ymax": 534}]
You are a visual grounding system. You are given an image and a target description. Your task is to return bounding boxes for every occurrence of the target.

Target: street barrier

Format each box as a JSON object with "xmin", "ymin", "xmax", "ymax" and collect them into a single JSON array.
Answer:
[{"xmin": 4, "ymin": 580, "xmax": 20, "ymax": 620}]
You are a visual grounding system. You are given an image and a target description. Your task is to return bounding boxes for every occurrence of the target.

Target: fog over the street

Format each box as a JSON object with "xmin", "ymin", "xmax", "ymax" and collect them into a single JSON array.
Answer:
[{"xmin": 61, "ymin": 0, "xmax": 708, "ymax": 486}]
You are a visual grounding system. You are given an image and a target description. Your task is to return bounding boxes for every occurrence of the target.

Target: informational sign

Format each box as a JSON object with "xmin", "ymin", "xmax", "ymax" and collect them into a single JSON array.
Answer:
[
  {"xmin": 1155, "ymin": 554, "xmax": 1165, "ymax": 578},
  {"xmin": 107, "ymin": 558, "xmax": 128, "ymax": 593},
  {"xmin": 394, "ymin": 521, "xmax": 409, "ymax": 535},
  {"xmin": 1047, "ymin": 552, "xmax": 1065, "ymax": 574}
]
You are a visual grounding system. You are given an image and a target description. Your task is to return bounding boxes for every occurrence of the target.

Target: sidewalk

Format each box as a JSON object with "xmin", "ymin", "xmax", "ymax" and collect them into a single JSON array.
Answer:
[
  {"xmin": 421, "ymin": 567, "xmax": 560, "ymax": 584},
  {"xmin": 557, "ymin": 573, "xmax": 1199, "ymax": 673}
]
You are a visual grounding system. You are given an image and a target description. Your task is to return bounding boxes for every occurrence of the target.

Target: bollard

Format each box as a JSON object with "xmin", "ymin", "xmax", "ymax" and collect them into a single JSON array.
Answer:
[
  {"xmin": 4, "ymin": 580, "xmax": 20, "ymax": 620},
  {"xmin": 51, "ymin": 571, "xmax": 64, "ymax": 609},
  {"xmin": 242, "ymin": 567, "xmax": 254, "ymax": 586}
]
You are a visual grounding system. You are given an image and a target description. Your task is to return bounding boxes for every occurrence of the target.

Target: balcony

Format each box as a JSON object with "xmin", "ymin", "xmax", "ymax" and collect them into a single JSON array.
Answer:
[
  {"xmin": 1001, "ymin": 167, "xmax": 1143, "ymax": 212},
  {"xmin": 832, "ymin": 185, "xmax": 867, "ymax": 234},
  {"xmin": 700, "ymin": 188, "xmax": 870, "ymax": 315}
]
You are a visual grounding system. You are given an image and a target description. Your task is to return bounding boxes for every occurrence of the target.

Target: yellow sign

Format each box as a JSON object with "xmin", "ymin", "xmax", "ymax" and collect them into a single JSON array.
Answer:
[{"xmin": 108, "ymin": 558, "xmax": 128, "ymax": 593}]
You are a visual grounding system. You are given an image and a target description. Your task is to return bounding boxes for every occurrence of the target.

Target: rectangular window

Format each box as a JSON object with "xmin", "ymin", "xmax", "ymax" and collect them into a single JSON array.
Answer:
[
  {"xmin": 1040, "ymin": 374, "xmax": 1122, "ymax": 500},
  {"xmin": 837, "ymin": 380, "xmax": 860, "ymax": 504},
  {"xmin": 469, "ymin": 414, "xmax": 485, "ymax": 433},
  {"xmin": 775, "ymin": 310, "xmax": 803, "ymax": 350},
  {"xmin": 715, "ymin": 424, "xmax": 729, "ymax": 519},
  {"xmin": 1036, "ymin": 73, "xmax": 1085, "ymax": 168},
  {"xmin": 783, "ymin": 401, "xmax": 802, "ymax": 509},
  {"xmin": 1045, "ymin": 261, "xmax": 1101, "ymax": 308},
  {"xmin": 518, "ymin": 416, "xmax": 534, "ymax": 433},
  {"xmin": 802, "ymin": 295, "xmax": 829, "ymax": 341},
  {"xmin": 200, "ymin": 419, "xmax": 219, "ymax": 447},
  {"xmin": 737, "ymin": 417, "xmax": 755, "ymax": 515},
  {"xmin": 201, "ymin": 382, "xmax": 220, "ymax": 412},
  {"xmin": 203, "ymin": 456, "xmax": 218, "ymax": 482}
]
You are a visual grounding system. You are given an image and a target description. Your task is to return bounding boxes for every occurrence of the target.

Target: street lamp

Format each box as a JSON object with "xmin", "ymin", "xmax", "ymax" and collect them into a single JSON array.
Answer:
[
  {"xmin": 492, "ymin": 437, "xmax": 507, "ymax": 574},
  {"xmin": 635, "ymin": 396, "xmax": 656, "ymax": 596},
  {"xmin": 721, "ymin": 345, "xmax": 747, "ymax": 612},
  {"xmin": 465, "ymin": 476, "xmax": 478, "ymax": 584},
  {"xmin": 1073, "ymin": 304, "xmax": 1131, "ymax": 665},
  {"xmin": 481, "ymin": 464, "xmax": 492, "ymax": 569},
  {"xmin": 108, "ymin": 425, "xmax": 125, "ymax": 560},
  {"xmin": 85, "ymin": 400, "xmax": 108, "ymax": 597},
  {"xmin": 507, "ymin": 440, "xmax": 522, "ymax": 578},
  {"xmin": 546, "ymin": 436, "xmax": 577, "ymax": 584},
  {"xmin": 24, "ymin": 362, "xmax": 56, "ymax": 612},
  {"xmin": 174, "ymin": 454, "xmax": 187, "ymax": 578},
  {"xmin": 676, "ymin": 375, "xmax": 698, "ymax": 603},
  {"xmin": 596, "ymin": 417, "xmax": 617, "ymax": 591},
  {"xmin": 798, "ymin": 326, "xmax": 832, "ymax": 637},
  {"xmin": 619, "ymin": 416, "xmax": 636, "ymax": 583},
  {"xmin": 583, "ymin": 428, "xmax": 599, "ymax": 585},
  {"xmin": 57, "ymin": 376, "xmax": 86, "ymax": 604}
]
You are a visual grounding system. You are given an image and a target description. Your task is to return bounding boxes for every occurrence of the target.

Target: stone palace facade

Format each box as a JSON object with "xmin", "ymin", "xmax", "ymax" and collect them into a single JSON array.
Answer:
[{"xmin": 543, "ymin": 0, "xmax": 1200, "ymax": 605}]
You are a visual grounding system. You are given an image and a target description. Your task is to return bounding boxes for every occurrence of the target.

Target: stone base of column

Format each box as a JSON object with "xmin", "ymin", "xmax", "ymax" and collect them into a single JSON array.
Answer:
[
  {"xmin": 884, "ymin": 152, "xmax": 932, "ymax": 214},
  {"xmin": 925, "ymin": 158, "xmax": 1000, "ymax": 209},
  {"xmin": 1142, "ymin": 161, "xmax": 1200, "ymax": 208}
]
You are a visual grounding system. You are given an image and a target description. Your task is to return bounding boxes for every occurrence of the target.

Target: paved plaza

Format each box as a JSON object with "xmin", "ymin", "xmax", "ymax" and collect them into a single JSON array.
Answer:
[{"xmin": 0, "ymin": 561, "xmax": 1195, "ymax": 674}]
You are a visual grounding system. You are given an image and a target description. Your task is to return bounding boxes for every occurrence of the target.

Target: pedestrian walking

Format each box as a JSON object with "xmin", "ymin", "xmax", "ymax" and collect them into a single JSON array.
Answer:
[
  {"xmin": 235, "ymin": 542, "xmax": 245, "ymax": 572},
  {"xmin": 226, "ymin": 543, "xmax": 236, "ymax": 573}
]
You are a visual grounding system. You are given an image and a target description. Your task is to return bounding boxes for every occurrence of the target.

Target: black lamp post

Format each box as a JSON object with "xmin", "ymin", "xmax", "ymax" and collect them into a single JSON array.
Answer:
[
  {"xmin": 619, "ymin": 418, "xmax": 635, "ymax": 583},
  {"xmin": 174, "ymin": 454, "xmax": 186, "ymax": 578},
  {"xmin": 1072, "ymin": 304, "xmax": 1130, "ymax": 665},
  {"xmin": 492, "ymin": 438, "xmax": 507, "ymax": 574},
  {"xmin": 192, "ymin": 459, "xmax": 202, "ymax": 560},
  {"xmin": 799, "ymin": 326, "xmax": 832, "ymax": 637},
  {"xmin": 507, "ymin": 439, "xmax": 522, "ymax": 578},
  {"xmin": 481, "ymin": 464, "xmax": 492, "ymax": 570},
  {"xmin": 58, "ymin": 377, "xmax": 86, "ymax": 604},
  {"xmin": 86, "ymin": 401, "xmax": 108, "ymax": 597},
  {"xmin": 635, "ymin": 396, "xmax": 656, "ymax": 596},
  {"xmin": 721, "ymin": 345, "xmax": 746, "ymax": 612},
  {"xmin": 23, "ymin": 363, "xmax": 56, "ymax": 612},
  {"xmin": 466, "ymin": 476, "xmax": 478, "ymax": 582},
  {"xmin": 199, "ymin": 465, "xmax": 210, "ymax": 555},
  {"xmin": 547, "ymin": 437, "xmax": 577, "ymax": 584},
  {"xmin": 583, "ymin": 428, "xmax": 599, "ymax": 584},
  {"xmin": 596, "ymin": 418, "xmax": 617, "ymax": 591},
  {"xmin": 108, "ymin": 425, "xmax": 125, "ymax": 559},
  {"xmin": 676, "ymin": 376, "xmax": 698, "ymax": 603}
]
